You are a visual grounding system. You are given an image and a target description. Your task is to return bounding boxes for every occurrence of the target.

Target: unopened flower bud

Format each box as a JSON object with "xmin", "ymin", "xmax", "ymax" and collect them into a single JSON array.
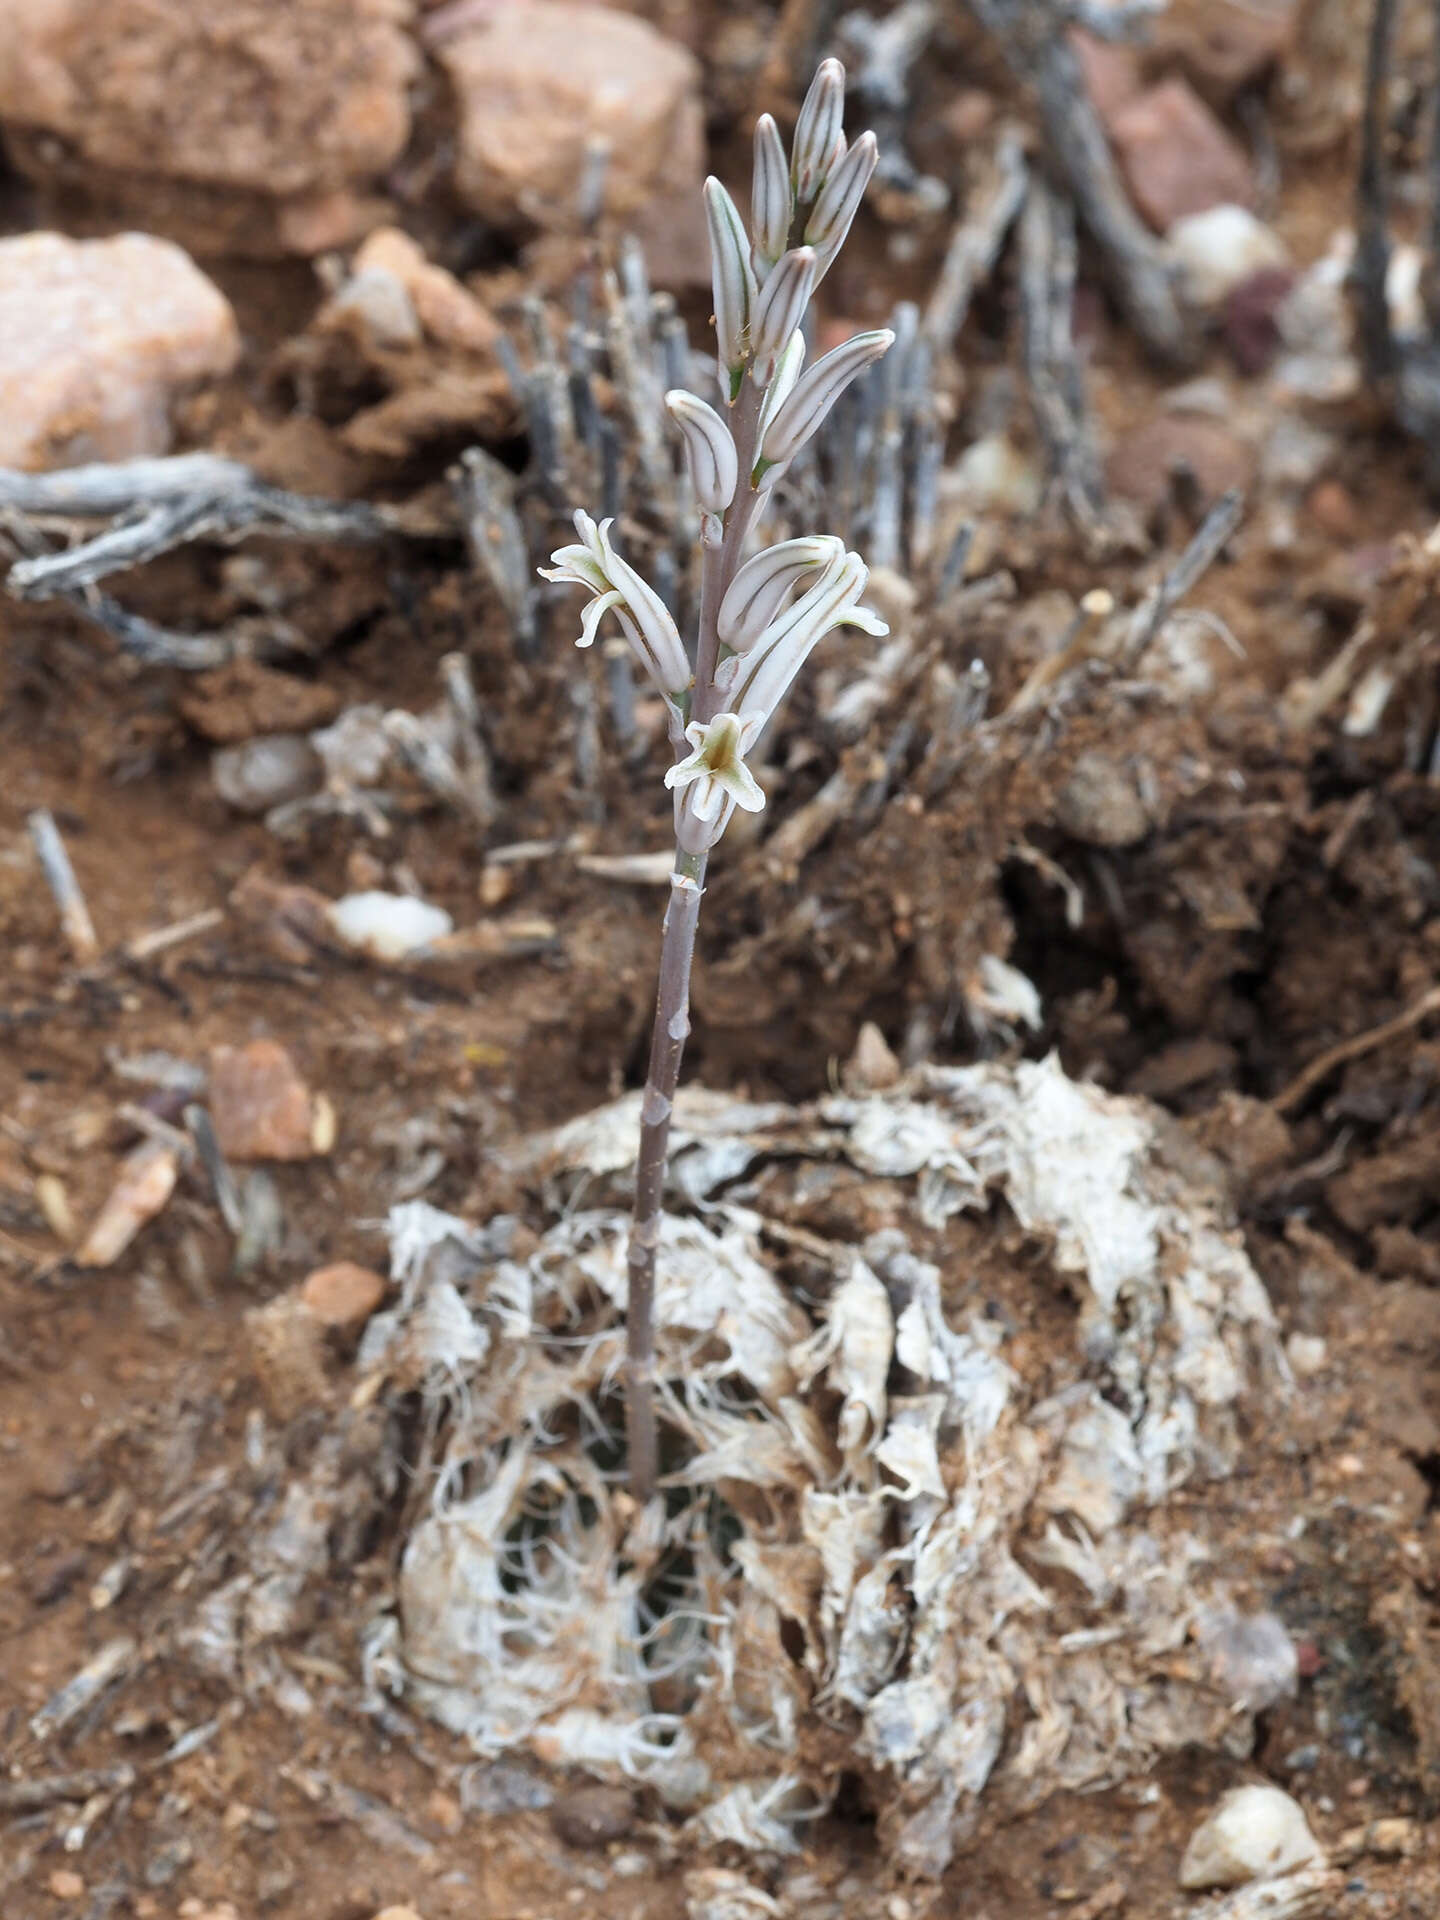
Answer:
[
  {"xmin": 750, "ymin": 247, "xmax": 816, "ymax": 379},
  {"xmin": 791, "ymin": 58, "xmax": 846, "ymax": 204},
  {"xmin": 718, "ymin": 536, "xmax": 840, "ymax": 651},
  {"xmin": 665, "ymin": 390, "xmax": 738, "ymax": 514},
  {"xmin": 756, "ymin": 328, "xmax": 894, "ymax": 476},
  {"xmin": 704, "ymin": 177, "xmax": 757, "ymax": 402},
  {"xmin": 752, "ymin": 114, "xmax": 792, "ymax": 279},
  {"xmin": 805, "ymin": 130, "xmax": 878, "ymax": 281}
]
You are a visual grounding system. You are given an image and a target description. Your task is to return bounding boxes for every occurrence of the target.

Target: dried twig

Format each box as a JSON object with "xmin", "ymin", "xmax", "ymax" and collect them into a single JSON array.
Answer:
[
  {"xmin": 923, "ymin": 126, "xmax": 1029, "ymax": 352},
  {"xmin": 1272, "ymin": 984, "xmax": 1440, "ymax": 1115},
  {"xmin": 452, "ymin": 447, "xmax": 537, "ymax": 654},
  {"xmin": 0, "ymin": 453, "xmax": 252, "ymax": 517},
  {"xmin": 1018, "ymin": 174, "xmax": 1107, "ymax": 544},
  {"xmin": 965, "ymin": 0, "xmax": 1189, "ymax": 364},
  {"xmin": 1121, "ymin": 486, "xmax": 1245, "ymax": 667},
  {"xmin": 7, "ymin": 482, "xmax": 392, "ymax": 601},
  {"xmin": 28, "ymin": 809, "xmax": 99, "ymax": 965},
  {"xmin": 0, "ymin": 1767, "xmax": 137, "ymax": 1813}
]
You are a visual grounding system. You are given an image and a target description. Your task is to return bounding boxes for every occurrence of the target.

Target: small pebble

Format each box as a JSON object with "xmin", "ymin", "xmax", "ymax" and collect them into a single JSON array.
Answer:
[
  {"xmin": 46, "ymin": 1870, "xmax": 86, "ymax": 1901},
  {"xmin": 1286, "ymin": 1332, "xmax": 1328, "ymax": 1378},
  {"xmin": 1167, "ymin": 204, "xmax": 1287, "ymax": 308},
  {"xmin": 209, "ymin": 1039, "xmax": 318, "ymax": 1162},
  {"xmin": 300, "ymin": 1261, "xmax": 387, "ymax": 1338},
  {"xmin": 211, "ymin": 735, "xmax": 321, "ymax": 815},
  {"xmin": 548, "ymin": 1782, "xmax": 635, "ymax": 1849},
  {"xmin": 844, "ymin": 1021, "xmax": 902, "ymax": 1093},
  {"xmin": 1179, "ymin": 1785, "xmax": 1323, "ymax": 1890},
  {"xmin": 1307, "ymin": 481, "xmax": 1358, "ymax": 542},
  {"xmin": 329, "ymin": 891, "xmax": 454, "ymax": 962}
]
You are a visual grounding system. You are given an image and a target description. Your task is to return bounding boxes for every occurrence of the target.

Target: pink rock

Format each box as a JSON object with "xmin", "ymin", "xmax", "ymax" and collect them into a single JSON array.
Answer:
[
  {"xmin": 1070, "ymin": 29, "xmax": 1142, "ymax": 120},
  {"xmin": 1106, "ymin": 413, "xmax": 1255, "ymax": 513},
  {"xmin": 0, "ymin": 0, "xmax": 417, "ymax": 199},
  {"xmin": 209, "ymin": 1039, "xmax": 318, "ymax": 1162},
  {"xmin": 1108, "ymin": 79, "xmax": 1255, "ymax": 231},
  {"xmin": 299, "ymin": 1260, "xmax": 387, "ymax": 1336},
  {"xmin": 0, "ymin": 233, "xmax": 238, "ymax": 469},
  {"xmin": 1224, "ymin": 266, "xmax": 1296, "ymax": 376},
  {"xmin": 437, "ymin": 1, "xmax": 703, "ymax": 229},
  {"xmin": 352, "ymin": 228, "xmax": 498, "ymax": 354}
]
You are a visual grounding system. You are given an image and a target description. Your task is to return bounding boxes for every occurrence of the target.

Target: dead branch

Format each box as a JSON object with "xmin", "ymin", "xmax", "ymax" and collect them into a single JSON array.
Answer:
[
  {"xmin": 1121, "ymin": 487, "xmax": 1245, "ymax": 667},
  {"xmin": 1272, "ymin": 983, "xmax": 1440, "ymax": 1115},
  {"xmin": 922, "ymin": 127, "xmax": 1029, "ymax": 353},
  {"xmin": 1018, "ymin": 173, "xmax": 1108, "ymax": 545},
  {"xmin": 964, "ymin": 0, "xmax": 1190, "ymax": 365},
  {"xmin": 7, "ymin": 481, "xmax": 394, "ymax": 602}
]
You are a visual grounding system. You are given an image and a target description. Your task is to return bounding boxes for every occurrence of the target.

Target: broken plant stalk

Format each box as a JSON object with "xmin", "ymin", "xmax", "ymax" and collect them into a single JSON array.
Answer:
[{"xmin": 541, "ymin": 60, "xmax": 893, "ymax": 1501}]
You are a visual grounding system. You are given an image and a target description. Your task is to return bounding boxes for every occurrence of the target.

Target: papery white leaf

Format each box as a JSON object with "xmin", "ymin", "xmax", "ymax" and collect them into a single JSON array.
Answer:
[
  {"xmin": 666, "ymin": 390, "xmax": 738, "ymax": 514},
  {"xmin": 705, "ymin": 177, "xmax": 758, "ymax": 402},
  {"xmin": 752, "ymin": 114, "xmax": 793, "ymax": 279},
  {"xmin": 756, "ymin": 329, "xmax": 894, "ymax": 473},
  {"xmin": 717, "ymin": 536, "xmax": 840, "ymax": 652},
  {"xmin": 791, "ymin": 58, "xmax": 846, "ymax": 203}
]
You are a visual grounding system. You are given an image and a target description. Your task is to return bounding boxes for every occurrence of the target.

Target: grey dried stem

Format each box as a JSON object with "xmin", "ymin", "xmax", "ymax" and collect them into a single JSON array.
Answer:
[{"xmin": 541, "ymin": 60, "xmax": 894, "ymax": 1502}]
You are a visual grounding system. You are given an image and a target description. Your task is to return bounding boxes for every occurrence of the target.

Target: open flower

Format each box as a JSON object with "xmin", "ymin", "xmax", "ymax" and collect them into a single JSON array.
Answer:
[
  {"xmin": 665, "ymin": 712, "xmax": 765, "ymax": 852},
  {"xmin": 540, "ymin": 510, "xmax": 691, "ymax": 700}
]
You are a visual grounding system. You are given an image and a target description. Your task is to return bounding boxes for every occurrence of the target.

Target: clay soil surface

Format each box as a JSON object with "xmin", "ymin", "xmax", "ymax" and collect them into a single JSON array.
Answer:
[{"xmin": 6, "ymin": 16, "xmax": 1440, "ymax": 1920}]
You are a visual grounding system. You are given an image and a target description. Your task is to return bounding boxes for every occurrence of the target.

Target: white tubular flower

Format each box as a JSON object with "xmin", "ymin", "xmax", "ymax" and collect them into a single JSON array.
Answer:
[
  {"xmin": 752, "ymin": 114, "xmax": 792, "ymax": 280},
  {"xmin": 540, "ymin": 510, "xmax": 691, "ymax": 699},
  {"xmin": 755, "ymin": 328, "xmax": 894, "ymax": 478},
  {"xmin": 752, "ymin": 329, "xmax": 805, "ymax": 472},
  {"xmin": 750, "ymin": 246, "xmax": 816, "ymax": 380},
  {"xmin": 666, "ymin": 712, "xmax": 765, "ymax": 852},
  {"xmin": 665, "ymin": 390, "xmax": 738, "ymax": 515},
  {"xmin": 705, "ymin": 177, "xmax": 758, "ymax": 403},
  {"xmin": 716, "ymin": 547, "xmax": 888, "ymax": 729},
  {"xmin": 717, "ymin": 535, "xmax": 841, "ymax": 652},
  {"xmin": 805, "ymin": 130, "xmax": 878, "ymax": 282},
  {"xmin": 791, "ymin": 58, "xmax": 846, "ymax": 204}
]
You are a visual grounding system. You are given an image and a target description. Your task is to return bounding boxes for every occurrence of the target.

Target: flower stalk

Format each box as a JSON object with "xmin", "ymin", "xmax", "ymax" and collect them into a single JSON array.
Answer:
[{"xmin": 541, "ymin": 59, "xmax": 892, "ymax": 1504}]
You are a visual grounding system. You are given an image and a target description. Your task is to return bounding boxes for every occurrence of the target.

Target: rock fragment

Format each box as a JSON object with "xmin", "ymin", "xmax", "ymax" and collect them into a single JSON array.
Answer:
[
  {"xmin": 1054, "ymin": 751, "xmax": 1150, "ymax": 849},
  {"xmin": 209, "ymin": 1040, "xmax": 321, "ymax": 1163},
  {"xmin": 1167, "ymin": 205, "xmax": 1288, "ymax": 309},
  {"xmin": 0, "ymin": 233, "xmax": 238, "ymax": 469},
  {"xmin": 179, "ymin": 662, "xmax": 342, "ymax": 746},
  {"xmin": 437, "ymin": 1, "xmax": 702, "ymax": 230},
  {"xmin": 75, "ymin": 1142, "xmax": 180, "ymax": 1268},
  {"xmin": 1108, "ymin": 79, "xmax": 1255, "ymax": 230},
  {"xmin": 1179, "ymin": 1785, "xmax": 1323, "ymax": 1890},
  {"xmin": 300, "ymin": 1261, "xmax": 388, "ymax": 1340},
  {"xmin": 212, "ymin": 736, "xmax": 322, "ymax": 816},
  {"xmin": 350, "ymin": 228, "xmax": 498, "ymax": 355},
  {"xmin": 0, "ymin": 0, "xmax": 418, "ymax": 256},
  {"xmin": 1106, "ymin": 413, "xmax": 1254, "ymax": 513},
  {"xmin": 549, "ymin": 1782, "xmax": 636, "ymax": 1849}
]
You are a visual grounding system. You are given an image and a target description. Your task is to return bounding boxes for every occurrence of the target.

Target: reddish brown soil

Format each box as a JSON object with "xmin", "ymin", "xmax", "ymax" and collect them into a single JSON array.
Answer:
[{"xmin": 6, "ymin": 17, "xmax": 1440, "ymax": 1920}]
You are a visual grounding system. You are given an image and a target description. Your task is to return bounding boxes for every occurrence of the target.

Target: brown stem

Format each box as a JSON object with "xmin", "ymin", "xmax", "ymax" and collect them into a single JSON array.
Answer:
[{"xmin": 626, "ymin": 846, "xmax": 707, "ymax": 1503}]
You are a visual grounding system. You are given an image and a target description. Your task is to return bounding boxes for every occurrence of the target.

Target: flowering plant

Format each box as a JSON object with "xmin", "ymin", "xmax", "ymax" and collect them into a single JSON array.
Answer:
[{"xmin": 541, "ymin": 60, "xmax": 892, "ymax": 1501}]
